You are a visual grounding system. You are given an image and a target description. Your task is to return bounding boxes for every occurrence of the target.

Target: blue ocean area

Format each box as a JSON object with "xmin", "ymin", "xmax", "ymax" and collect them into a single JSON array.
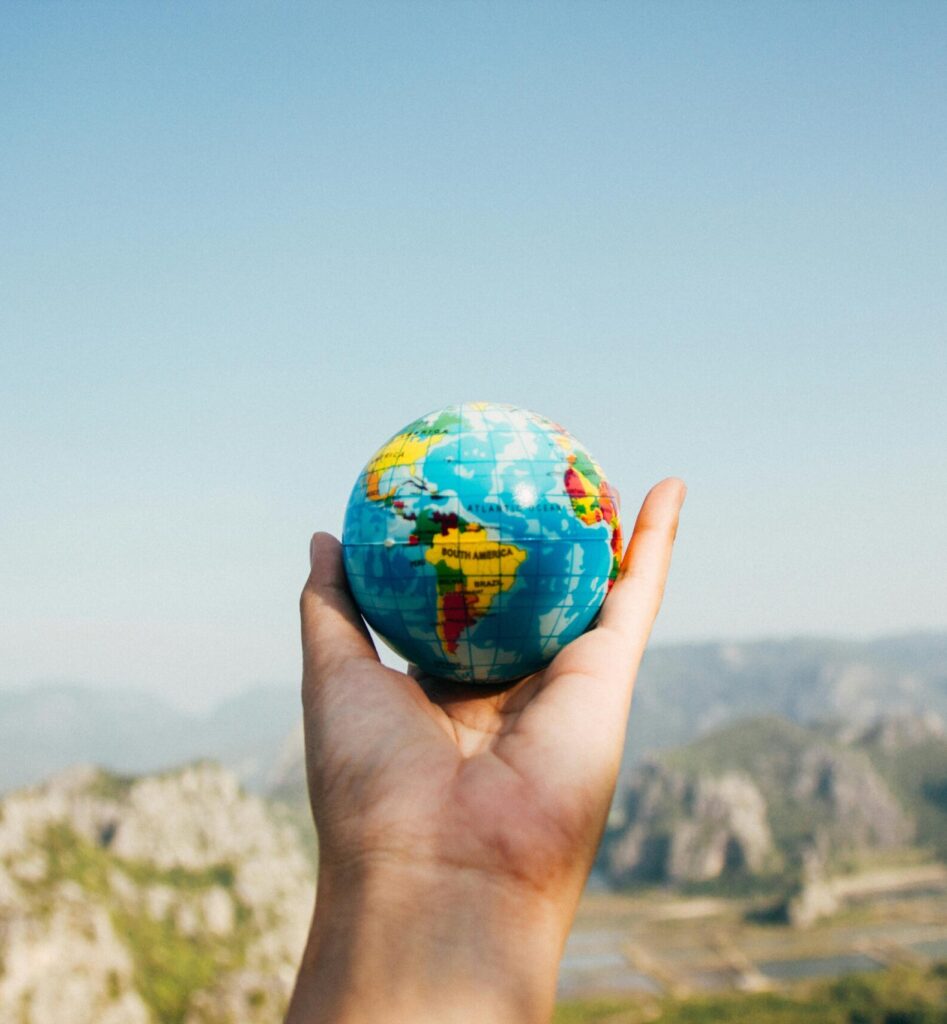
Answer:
[{"xmin": 341, "ymin": 407, "xmax": 617, "ymax": 682}]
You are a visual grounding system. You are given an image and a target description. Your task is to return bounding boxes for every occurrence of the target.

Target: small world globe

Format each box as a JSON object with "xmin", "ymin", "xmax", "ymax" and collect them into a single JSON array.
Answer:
[{"xmin": 341, "ymin": 402, "xmax": 623, "ymax": 684}]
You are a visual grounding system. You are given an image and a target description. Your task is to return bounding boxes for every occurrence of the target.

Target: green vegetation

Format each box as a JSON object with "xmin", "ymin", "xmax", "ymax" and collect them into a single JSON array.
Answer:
[
  {"xmin": 39, "ymin": 822, "xmax": 254, "ymax": 1024},
  {"xmin": 38, "ymin": 822, "xmax": 111, "ymax": 904},
  {"xmin": 116, "ymin": 904, "xmax": 246, "ymax": 1024},
  {"xmin": 40, "ymin": 821, "xmax": 236, "ymax": 897},
  {"xmin": 119, "ymin": 858, "xmax": 235, "ymax": 891},
  {"xmin": 553, "ymin": 997, "xmax": 643, "ymax": 1024},
  {"xmin": 662, "ymin": 716, "xmax": 813, "ymax": 776},
  {"xmin": 648, "ymin": 993, "xmax": 833, "ymax": 1024},
  {"xmin": 663, "ymin": 716, "xmax": 849, "ymax": 859},
  {"xmin": 860, "ymin": 738, "xmax": 947, "ymax": 859},
  {"xmin": 604, "ymin": 714, "xmax": 947, "ymax": 895},
  {"xmin": 825, "ymin": 965, "xmax": 947, "ymax": 1023},
  {"xmin": 552, "ymin": 964, "xmax": 947, "ymax": 1024},
  {"xmin": 88, "ymin": 769, "xmax": 136, "ymax": 801}
]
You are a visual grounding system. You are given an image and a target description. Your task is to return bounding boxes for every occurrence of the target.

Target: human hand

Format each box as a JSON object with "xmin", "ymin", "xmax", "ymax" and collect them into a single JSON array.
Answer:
[{"xmin": 286, "ymin": 478, "xmax": 686, "ymax": 1024}]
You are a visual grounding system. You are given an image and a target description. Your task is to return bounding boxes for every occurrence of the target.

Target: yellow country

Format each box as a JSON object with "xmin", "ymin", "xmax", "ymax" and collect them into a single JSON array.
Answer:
[
  {"xmin": 365, "ymin": 430, "xmax": 448, "ymax": 502},
  {"xmin": 425, "ymin": 526, "xmax": 527, "ymax": 624}
]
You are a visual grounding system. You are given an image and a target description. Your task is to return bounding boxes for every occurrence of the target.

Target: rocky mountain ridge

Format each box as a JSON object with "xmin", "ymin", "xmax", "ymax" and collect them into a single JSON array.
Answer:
[
  {"xmin": 2, "ymin": 711, "xmax": 945, "ymax": 1021},
  {"xmin": 0, "ymin": 685, "xmax": 299, "ymax": 795},
  {"xmin": 0, "ymin": 762, "xmax": 313, "ymax": 1024},
  {"xmin": 622, "ymin": 632, "xmax": 947, "ymax": 771},
  {"xmin": 603, "ymin": 713, "xmax": 947, "ymax": 893},
  {"xmin": 4, "ymin": 633, "xmax": 945, "ymax": 797},
  {"xmin": 262, "ymin": 632, "xmax": 947, "ymax": 806}
]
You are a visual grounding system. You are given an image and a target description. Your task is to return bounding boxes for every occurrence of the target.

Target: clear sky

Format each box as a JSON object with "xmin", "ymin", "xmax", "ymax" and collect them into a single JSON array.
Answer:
[{"xmin": 2, "ymin": 2, "xmax": 945, "ymax": 709}]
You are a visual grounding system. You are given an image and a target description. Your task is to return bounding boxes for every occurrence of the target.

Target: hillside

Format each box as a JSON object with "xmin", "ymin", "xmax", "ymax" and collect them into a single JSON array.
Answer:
[
  {"xmin": 2, "ymin": 727, "xmax": 945, "ymax": 1021},
  {"xmin": 0, "ymin": 763, "xmax": 313, "ymax": 1024},
  {"xmin": 851, "ymin": 716, "xmax": 947, "ymax": 859},
  {"xmin": 3, "ymin": 634, "xmax": 944, "ymax": 798},
  {"xmin": 0, "ymin": 685, "xmax": 300, "ymax": 794},
  {"xmin": 623, "ymin": 632, "xmax": 947, "ymax": 773},
  {"xmin": 263, "ymin": 632, "xmax": 947, "ymax": 806},
  {"xmin": 603, "ymin": 713, "xmax": 947, "ymax": 893}
]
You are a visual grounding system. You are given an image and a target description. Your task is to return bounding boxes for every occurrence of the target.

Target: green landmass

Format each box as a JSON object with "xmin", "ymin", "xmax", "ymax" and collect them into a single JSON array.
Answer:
[
  {"xmin": 570, "ymin": 448, "xmax": 602, "ymax": 487},
  {"xmin": 855, "ymin": 734, "xmax": 947, "ymax": 859},
  {"xmin": 553, "ymin": 963, "xmax": 947, "ymax": 1024},
  {"xmin": 661, "ymin": 716, "xmax": 845, "ymax": 869},
  {"xmin": 410, "ymin": 507, "xmax": 470, "ymax": 546},
  {"xmin": 602, "ymin": 714, "xmax": 947, "ymax": 893}
]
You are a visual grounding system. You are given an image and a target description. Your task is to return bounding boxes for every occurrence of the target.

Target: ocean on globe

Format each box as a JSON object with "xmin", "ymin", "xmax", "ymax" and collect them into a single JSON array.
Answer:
[{"xmin": 341, "ymin": 402, "xmax": 622, "ymax": 684}]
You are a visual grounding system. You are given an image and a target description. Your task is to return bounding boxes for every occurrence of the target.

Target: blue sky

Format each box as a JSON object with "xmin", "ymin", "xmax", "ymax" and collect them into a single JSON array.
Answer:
[{"xmin": 2, "ymin": 2, "xmax": 945, "ymax": 708}]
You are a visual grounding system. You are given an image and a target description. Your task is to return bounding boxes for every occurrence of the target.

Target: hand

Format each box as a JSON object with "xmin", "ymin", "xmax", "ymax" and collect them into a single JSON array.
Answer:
[{"xmin": 286, "ymin": 478, "xmax": 686, "ymax": 1024}]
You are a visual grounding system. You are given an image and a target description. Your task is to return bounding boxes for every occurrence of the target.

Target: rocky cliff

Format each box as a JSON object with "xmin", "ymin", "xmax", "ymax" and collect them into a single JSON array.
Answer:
[
  {"xmin": 0, "ymin": 762, "xmax": 314, "ymax": 1024},
  {"xmin": 607, "ymin": 765, "xmax": 776, "ymax": 885},
  {"xmin": 603, "ymin": 715, "xmax": 941, "ymax": 889}
]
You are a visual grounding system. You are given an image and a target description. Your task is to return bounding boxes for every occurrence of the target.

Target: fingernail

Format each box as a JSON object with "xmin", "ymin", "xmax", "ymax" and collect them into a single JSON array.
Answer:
[{"xmin": 310, "ymin": 534, "xmax": 318, "ymax": 571}]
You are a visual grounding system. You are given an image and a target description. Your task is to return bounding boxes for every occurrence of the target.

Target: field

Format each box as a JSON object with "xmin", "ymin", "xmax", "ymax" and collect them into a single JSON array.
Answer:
[
  {"xmin": 555, "ymin": 863, "xmax": 947, "ymax": 1022},
  {"xmin": 554, "ymin": 964, "xmax": 947, "ymax": 1024}
]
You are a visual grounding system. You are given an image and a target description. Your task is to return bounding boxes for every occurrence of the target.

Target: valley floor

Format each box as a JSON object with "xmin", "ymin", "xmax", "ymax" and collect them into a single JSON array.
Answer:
[{"xmin": 558, "ymin": 862, "xmax": 947, "ymax": 1002}]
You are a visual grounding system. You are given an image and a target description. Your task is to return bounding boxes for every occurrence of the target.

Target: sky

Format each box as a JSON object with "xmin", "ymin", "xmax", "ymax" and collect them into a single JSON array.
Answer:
[{"xmin": 1, "ymin": 1, "xmax": 945, "ymax": 710}]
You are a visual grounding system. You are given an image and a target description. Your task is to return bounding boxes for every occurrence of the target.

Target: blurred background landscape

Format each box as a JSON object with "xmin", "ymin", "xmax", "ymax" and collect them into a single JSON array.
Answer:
[
  {"xmin": 2, "ymin": 2, "xmax": 946, "ymax": 1022},
  {"xmin": 3, "ymin": 634, "xmax": 946, "ymax": 1022}
]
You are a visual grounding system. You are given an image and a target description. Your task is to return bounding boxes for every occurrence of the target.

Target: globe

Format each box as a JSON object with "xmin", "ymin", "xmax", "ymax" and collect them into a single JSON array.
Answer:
[{"xmin": 341, "ymin": 402, "xmax": 623, "ymax": 684}]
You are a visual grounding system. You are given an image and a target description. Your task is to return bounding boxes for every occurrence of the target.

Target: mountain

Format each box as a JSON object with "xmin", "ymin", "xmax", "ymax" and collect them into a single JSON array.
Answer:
[
  {"xmin": 623, "ymin": 632, "xmax": 947, "ymax": 772},
  {"xmin": 263, "ymin": 632, "xmax": 947, "ymax": 807},
  {"xmin": 0, "ymin": 684, "xmax": 301, "ymax": 795},
  {"xmin": 602, "ymin": 713, "xmax": 947, "ymax": 893},
  {"xmin": 848, "ymin": 714, "xmax": 947, "ymax": 860},
  {"xmin": 4, "ymin": 633, "xmax": 945, "ymax": 801},
  {"xmin": 0, "ymin": 762, "xmax": 313, "ymax": 1024}
]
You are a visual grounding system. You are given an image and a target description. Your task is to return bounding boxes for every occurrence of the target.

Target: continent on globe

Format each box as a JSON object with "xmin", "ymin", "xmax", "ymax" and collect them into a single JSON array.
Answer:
[
  {"xmin": 341, "ymin": 402, "xmax": 622, "ymax": 684},
  {"xmin": 363, "ymin": 408, "xmax": 460, "ymax": 504},
  {"xmin": 423, "ymin": 522, "xmax": 528, "ymax": 655},
  {"xmin": 563, "ymin": 452, "xmax": 623, "ymax": 584}
]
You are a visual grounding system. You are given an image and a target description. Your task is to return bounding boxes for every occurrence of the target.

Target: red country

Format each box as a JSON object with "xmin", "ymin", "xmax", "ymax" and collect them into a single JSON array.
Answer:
[{"xmin": 441, "ymin": 588, "xmax": 479, "ymax": 654}]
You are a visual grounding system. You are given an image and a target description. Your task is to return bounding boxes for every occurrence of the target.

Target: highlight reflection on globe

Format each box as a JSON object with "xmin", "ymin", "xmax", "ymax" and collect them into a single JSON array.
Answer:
[{"xmin": 341, "ymin": 402, "xmax": 622, "ymax": 683}]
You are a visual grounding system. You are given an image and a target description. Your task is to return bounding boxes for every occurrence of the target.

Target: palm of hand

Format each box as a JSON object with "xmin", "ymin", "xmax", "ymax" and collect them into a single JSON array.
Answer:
[
  {"xmin": 302, "ymin": 479, "xmax": 683, "ymax": 902},
  {"xmin": 306, "ymin": 639, "xmax": 625, "ymax": 899}
]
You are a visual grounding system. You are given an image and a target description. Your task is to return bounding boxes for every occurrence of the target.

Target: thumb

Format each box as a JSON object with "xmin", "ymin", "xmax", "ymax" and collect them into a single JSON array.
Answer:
[{"xmin": 300, "ymin": 532, "xmax": 378, "ymax": 683}]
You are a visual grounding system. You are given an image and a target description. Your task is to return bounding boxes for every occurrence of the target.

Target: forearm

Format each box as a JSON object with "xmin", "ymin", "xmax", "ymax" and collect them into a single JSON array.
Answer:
[{"xmin": 285, "ymin": 859, "xmax": 569, "ymax": 1024}]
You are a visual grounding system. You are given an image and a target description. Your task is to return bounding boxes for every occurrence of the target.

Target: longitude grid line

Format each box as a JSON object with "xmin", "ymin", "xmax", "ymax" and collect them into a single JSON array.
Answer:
[
  {"xmin": 391, "ymin": 415, "xmax": 423, "ymax": 670},
  {"xmin": 541, "ymin": 439, "xmax": 575, "ymax": 656},
  {"xmin": 431, "ymin": 403, "xmax": 456, "ymax": 679},
  {"xmin": 490, "ymin": 407, "xmax": 507, "ymax": 667},
  {"xmin": 462, "ymin": 403, "xmax": 487, "ymax": 680},
  {"xmin": 379, "ymin": 423, "xmax": 408, "ymax": 507},
  {"xmin": 524, "ymin": 411, "xmax": 553, "ymax": 664},
  {"xmin": 542, "ymin": 550, "xmax": 574, "ymax": 653},
  {"xmin": 482, "ymin": 408, "xmax": 505, "ymax": 678},
  {"xmin": 511, "ymin": 408, "xmax": 539, "ymax": 666},
  {"xmin": 505, "ymin": 406, "xmax": 533, "ymax": 668},
  {"xmin": 459, "ymin": 402, "xmax": 473, "ymax": 682},
  {"xmin": 501, "ymin": 412, "xmax": 523, "ymax": 649}
]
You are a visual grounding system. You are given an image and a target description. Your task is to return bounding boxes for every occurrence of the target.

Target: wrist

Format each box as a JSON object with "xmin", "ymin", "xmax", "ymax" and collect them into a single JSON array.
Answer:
[{"xmin": 286, "ymin": 856, "xmax": 569, "ymax": 1024}]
